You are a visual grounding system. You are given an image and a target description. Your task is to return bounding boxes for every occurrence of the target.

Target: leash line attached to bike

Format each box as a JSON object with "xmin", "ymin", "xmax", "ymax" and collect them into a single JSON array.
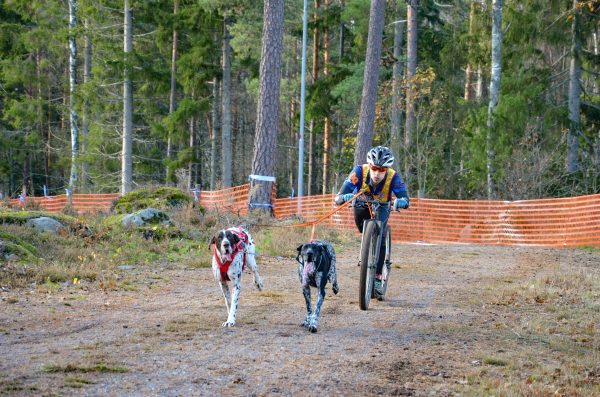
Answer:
[{"xmin": 254, "ymin": 190, "xmax": 365, "ymax": 240}]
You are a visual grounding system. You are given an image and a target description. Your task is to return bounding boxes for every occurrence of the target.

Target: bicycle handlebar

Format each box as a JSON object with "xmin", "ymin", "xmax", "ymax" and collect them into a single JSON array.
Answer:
[{"xmin": 352, "ymin": 198, "xmax": 390, "ymax": 209}]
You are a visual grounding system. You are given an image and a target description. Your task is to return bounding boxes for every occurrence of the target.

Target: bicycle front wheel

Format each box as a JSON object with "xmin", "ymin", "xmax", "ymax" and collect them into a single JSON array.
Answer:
[
  {"xmin": 380, "ymin": 224, "xmax": 392, "ymax": 300},
  {"xmin": 359, "ymin": 220, "xmax": 380, "ymax": 310}
]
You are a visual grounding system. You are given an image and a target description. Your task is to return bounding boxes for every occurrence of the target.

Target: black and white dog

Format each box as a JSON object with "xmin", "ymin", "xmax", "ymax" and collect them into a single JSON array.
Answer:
[
  {"xmin": 296, "ymin": 240, "xmax": 339, "ymax": 333},
  {"xmin": 210, "ymin": 226, "xmax": 263, "ymax": 327}
]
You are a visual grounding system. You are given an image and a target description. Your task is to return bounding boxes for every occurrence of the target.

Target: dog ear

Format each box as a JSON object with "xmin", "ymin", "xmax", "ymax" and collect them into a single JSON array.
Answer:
[
  {"xmin": 297, "ymin": 244, "xmax": 304, "ymax": 252},
  {"xmin": 209, "ymin": 236, "xmax": 216, "ymax": 250}
]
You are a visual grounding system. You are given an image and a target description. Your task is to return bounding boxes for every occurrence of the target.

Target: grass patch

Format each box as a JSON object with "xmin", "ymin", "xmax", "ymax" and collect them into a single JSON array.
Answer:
[
  {"xmin": 163, "ymin": 314, "xmax": 215, "ymax": 335},
  {"xmin": 64, "ymin": 377, "xmax": 96, "ymax": 388},
  {"xmin": 482, "ymin": 356, "xmax": 507, "ymax": 366},
  {"xmin": 189, "ymin": 259, "xmax": 211, "ymax": 268},
  {"xmin": 0, "ymin": 208, "xmax": 82, "ymax": 228},
  {"xmin": 1, "ymin": 207, "xmax": 355, "ymax": 291},
  {"xmin": 461, "ymin": 254, "xmax": 600, "ymax": 396},
  {"xmin": 0, "ymin": 230, "xmax": 38, "ymax": 256},
  {"xmin": 43, "ymin": 363, "xmax": 128, "ymax": 374},
  {"xmin": 111, "ymin": 187, "xmax": 193, "ymax": 213}
]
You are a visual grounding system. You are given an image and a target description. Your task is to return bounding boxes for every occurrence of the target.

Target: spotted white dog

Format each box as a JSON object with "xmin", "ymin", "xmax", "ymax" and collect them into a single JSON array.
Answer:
[{"xmin": 210, "ymin": 226, "xmax": 263, "ymax": 327}]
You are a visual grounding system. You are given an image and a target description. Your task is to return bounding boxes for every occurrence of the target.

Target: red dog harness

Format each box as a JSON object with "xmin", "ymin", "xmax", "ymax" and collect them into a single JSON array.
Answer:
[{"xmin": 212, "ymin": 227, "xmax": 249, "ymax": 281}]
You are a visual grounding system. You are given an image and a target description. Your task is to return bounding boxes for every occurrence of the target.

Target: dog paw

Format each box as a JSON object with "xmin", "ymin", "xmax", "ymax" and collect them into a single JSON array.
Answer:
[
  {"xmin": 332, "ymin": 283, "xmax": 339, "ymax": 295},
  {"xmin": 308, "ymin": 324, "xmax": 318, "ymax": 333},
  {"xmin": 255, "ymin": 280, "xmax": 264, "ymax": 291},
  {"xmin": 222, "ymin": 321, "xmax": 236, "ymax": 327}
]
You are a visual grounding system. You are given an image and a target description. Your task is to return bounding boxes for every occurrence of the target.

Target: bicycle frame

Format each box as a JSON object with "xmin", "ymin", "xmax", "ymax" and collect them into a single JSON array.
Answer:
[{"xmin": 357, "ymin": 198, "xmax": 390, "ymax": 264}]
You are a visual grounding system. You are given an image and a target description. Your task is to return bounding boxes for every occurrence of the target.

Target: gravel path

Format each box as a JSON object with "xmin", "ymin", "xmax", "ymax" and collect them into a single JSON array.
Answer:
[{"xmin": 0, "ymin": 243, "xmax": 595, "ymax": 396}]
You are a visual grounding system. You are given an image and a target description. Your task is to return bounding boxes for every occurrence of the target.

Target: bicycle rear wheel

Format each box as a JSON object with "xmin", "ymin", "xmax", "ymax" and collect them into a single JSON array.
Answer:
[
  {"xmin": 359, "ymin": 220, "xmax": 380, "ymax": 310},
  {"xmin": 379, "ymin": 224, "xmax": 392, "ymax": 300}
]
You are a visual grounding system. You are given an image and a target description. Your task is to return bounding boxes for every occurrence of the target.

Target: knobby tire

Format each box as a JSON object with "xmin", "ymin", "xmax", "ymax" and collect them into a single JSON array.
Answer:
[
  {"xmin": 359, "ymin": 221, "xmax": 379, "ymax": 310},
  {"xmin": 380, "ymin": 224, "xmax": 391, "ymax": 300}
]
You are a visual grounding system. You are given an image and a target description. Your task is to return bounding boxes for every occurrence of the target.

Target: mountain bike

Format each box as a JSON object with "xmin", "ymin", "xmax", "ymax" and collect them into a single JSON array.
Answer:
[{"xmin": 355, "ymin": 197, "xmax": 392, "ymax": 310}]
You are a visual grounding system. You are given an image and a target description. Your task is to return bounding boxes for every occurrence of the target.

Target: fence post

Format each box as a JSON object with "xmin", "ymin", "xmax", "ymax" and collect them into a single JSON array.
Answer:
[
  {"xmin": 191, "ymin": 186, "xmax": 200, "ymax": 208},
  {"xmin": 248, "ymin": 174, "xmax": 276, "ymax": 215},
  {"xmin": 65, "ymin": 189, "xmax": 72, "ymax": 210}
]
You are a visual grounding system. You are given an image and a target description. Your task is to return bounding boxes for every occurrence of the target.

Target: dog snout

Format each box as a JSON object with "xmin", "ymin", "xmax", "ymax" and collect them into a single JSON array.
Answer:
[
  {"xmin": 305, "ymin": 251, "xmax": 315, "ymax": 262},
  {"xmin": 221, "ymin": 241, "xmax": 232, "ymax": 254}
]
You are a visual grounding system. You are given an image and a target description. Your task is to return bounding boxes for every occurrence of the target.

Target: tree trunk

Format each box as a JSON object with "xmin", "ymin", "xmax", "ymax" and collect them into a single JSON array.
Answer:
[
  {"xmin": 166, "ymin": 0, "xmax": 179, "ymax": 184},
  {"xmin": 249, "ymin": 0, "xmax": 284, "ymax": 214},
  {"xmin": 121, "ymin": 0, "xmax": 133, "ymax": 194},
  {"xmin": 81, "ymin": 18, "xmax": 91, "ymax": 192},
  {"xmin": 475, "ymin": 64, "xmax": 484, "ymax": 101},
  {"xmin": 390, "ymin": 0, "xmax": 405, "ymax": 161},
  {"xmin": 222, "ymin": 17, "xmax": 233, "ymax": 188},
  {"xmin": 566, "ymin": 0, "xmax": 581, "ymax": 174},
  {"xmin": 592, "ymin": 29, "xmax": 599, "ymax": 96},
  {"xmin": 188, "ymin": 115, "xmax": 194, "ymax": 190},
  {"xmin": 68, "ymin": 0, "xmax": 79, "ymax": 190},
  {"xmin": 322, "ymin": 0, "xmax": 331, "ymax": 194},
  {"xmin": 36, "ymin": 50, "xmax": 47, "ymax": 190},
  {"xmin": 404, "ymin": 0, "xmax": 418, "ymax": 177},
  {"xmin": 464, "ymin": 0, "xmax": 477, "ymax": 101},
  {"xmin": 289, "ymin": 39, "xmax": 299, "ymax": 196},
  {"xmin": 308, "ymin": 119, "xmax": 315, "ymax": 195},
  {"xmin": 486, "ymin": 0, "xmax": 504, "ymax": 200},
  {"xmin": 354, "ymin": 0, "xmax": 386, "ymax": 166},
  {"xmin": 46, "ymin": 81, "xmax": 52, "ymax": 189},
  {"xmin": 210, "ymin": 78, "xmax": 220, "ymax": 190},
  {"xmin": 307, "ymin": 0, "xmax": 319, "ymax": 196}
]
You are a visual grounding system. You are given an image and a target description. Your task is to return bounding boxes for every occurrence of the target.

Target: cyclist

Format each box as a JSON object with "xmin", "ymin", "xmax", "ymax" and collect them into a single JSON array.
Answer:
[{"xmin": 334, "ymin": 146, "xmax": 410, "ymax": 299}]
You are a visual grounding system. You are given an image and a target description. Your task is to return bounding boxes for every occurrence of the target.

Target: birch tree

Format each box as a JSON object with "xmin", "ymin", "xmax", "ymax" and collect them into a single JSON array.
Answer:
[
  {"xmin": 68, "ymin": 0, "xmax": 79, "ymax": 190},
  {"xmin": 249, "ymin": 0, "xmax": 284, "ymax": 213},
  {"xmin": 81, "ymin": 18, "xmax": 91, "ymax": 192},
  {"xmin": 354, "ymin": 0, "xmax": 386, "ymax": 166},
  {"xmin": 166, "ymin": 0, "xmax": 179, "ymax": 183},
  {"xmin": 486, "ymin": 0, "xmax": 503, "ymax": 199}
]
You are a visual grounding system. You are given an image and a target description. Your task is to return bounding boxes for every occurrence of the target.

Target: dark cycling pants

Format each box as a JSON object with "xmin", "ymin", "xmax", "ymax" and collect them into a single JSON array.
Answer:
[{"xmin": 354, "ymin": 205, "xmax": 390, "ymax": 275}]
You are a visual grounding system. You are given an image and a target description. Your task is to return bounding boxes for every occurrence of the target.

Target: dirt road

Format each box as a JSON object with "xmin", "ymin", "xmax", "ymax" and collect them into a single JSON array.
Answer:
[{"xmin": 1, "ymin": 243, "xmax": 599, "ymax": 396}]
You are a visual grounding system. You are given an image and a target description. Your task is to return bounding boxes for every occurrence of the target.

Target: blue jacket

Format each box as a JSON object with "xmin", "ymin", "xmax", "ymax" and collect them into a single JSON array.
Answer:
[{"xmin": 338, "ymin": 165, "xmax": 409, "ymax": 201}]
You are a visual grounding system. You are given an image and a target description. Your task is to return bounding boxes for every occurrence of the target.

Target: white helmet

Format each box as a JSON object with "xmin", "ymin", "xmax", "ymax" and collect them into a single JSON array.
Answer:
[{"xmin": 366, "ymin": 146, "xmax": 394, "ymax": 168}]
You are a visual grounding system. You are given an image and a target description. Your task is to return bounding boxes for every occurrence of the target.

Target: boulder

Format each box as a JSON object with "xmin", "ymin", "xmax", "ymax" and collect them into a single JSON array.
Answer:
[
  {"xmin": 121, "ymin": 208, "xmax": 171, "ymax": 227},
  {"xmin": 27, "ymin": 217, "xmax": 66, "ymax": 234}
]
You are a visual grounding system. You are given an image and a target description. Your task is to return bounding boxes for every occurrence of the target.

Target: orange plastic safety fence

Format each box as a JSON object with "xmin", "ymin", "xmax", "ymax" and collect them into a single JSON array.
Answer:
[
  {"xmin": 197, "ymin": 184, "xmax": 251, "ymax": 215},
  {"xmin": 2, "ymin": 187, "xmax": 599, "ymax": 247},
  {"xmin": 273, "ymin": 193, "xmax": 600, "ymax": 247},
  {"xmin": 3, "ymin": 194, "xmax": 119, "ymax": 214}
]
